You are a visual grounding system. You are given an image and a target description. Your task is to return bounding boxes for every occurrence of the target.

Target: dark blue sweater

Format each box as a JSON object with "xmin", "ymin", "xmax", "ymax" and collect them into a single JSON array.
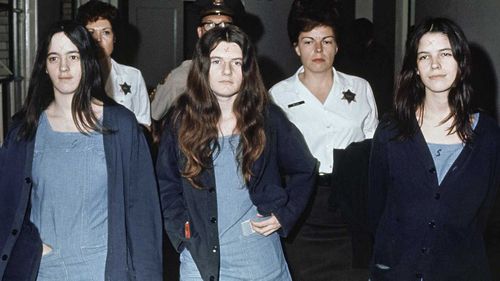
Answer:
[
  {"xmin": 0, "ymin": 104, "xmax": 163, "ymax": 280},
  {"xmin": 369, "ymin": 114, "xmax": 500, "ymax": 281},
  {"xmin": 157, "ymin": 104, "xmax": 317, "ymax": 281}
]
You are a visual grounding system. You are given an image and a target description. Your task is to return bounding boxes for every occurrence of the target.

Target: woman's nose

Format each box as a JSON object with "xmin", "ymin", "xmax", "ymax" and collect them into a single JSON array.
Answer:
[
  {"xmin": 93, "ymin": 31, "xmax": 102, "ymax": 42},
  {"xmin": 60, "ymin": 60, "xmax": 69, "ymax": 72},
  {"xmin": 431, "ymin": 57, "xmax": 441, "ymax": 69},
  {"xmin": 223, "ymin": 62, "xmax": 232, "ymax": 75},
  {"xmin": 314, "ymin": 42, "xmax": 323, "ymax": 53}
]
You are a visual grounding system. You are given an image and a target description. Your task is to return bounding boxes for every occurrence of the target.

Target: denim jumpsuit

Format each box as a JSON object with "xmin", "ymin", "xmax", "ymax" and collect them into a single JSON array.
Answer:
[{"xmin": 30, "ymin": 113, "xmax": 108, "ymax": 281}]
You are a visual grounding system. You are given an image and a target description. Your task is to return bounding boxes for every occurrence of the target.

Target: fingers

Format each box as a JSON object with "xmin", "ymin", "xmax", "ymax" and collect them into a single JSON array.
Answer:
[{"xmin": 250, "ymin": 215, "xmax": 281, "ymax": 236}]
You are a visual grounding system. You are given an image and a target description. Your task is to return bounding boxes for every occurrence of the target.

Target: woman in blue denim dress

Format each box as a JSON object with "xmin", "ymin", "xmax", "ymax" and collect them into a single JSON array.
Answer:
[
  {"xmin": 0, "ymin": 21, "xmax": 162, "ymax": 281},
  {"xmin": 157, "ymin": 25, "xmax": 317, "ymax": 281}
]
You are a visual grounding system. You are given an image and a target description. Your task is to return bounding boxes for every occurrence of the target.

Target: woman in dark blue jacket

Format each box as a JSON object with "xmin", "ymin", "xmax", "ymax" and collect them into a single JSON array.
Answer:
[
  {"xmin": 0, "ymin": 21, "xmax": 162, "ymax": 281},
  {"xmin": 369, "ymin": 18, "xmax": 500, "ymax": 281},
  {"xmin": 157, "ymin": 25, "xmax": 317, "ymax": 281}
]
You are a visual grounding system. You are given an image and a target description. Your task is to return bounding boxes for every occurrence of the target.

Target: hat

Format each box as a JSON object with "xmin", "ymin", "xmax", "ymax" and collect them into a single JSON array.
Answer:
[{"xmin": 200, "ymin": 0, "xmax": 234, "ymax": 17}]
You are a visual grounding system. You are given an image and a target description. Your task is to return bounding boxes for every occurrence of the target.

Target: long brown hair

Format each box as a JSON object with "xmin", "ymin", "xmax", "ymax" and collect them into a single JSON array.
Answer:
[{"xmin": 172, "ymin": 25, "xmax": 268, "ymax": 188}]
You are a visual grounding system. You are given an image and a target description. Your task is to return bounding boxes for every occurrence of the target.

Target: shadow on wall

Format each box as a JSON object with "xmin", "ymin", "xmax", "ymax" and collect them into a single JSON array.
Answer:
[
  {"xmin": 239, "ymin": 12, "xmax": 264, "ymax": 43},
  {"xmin": 469, "ymin": 43, "xmax": 498, "ymax": 119},
  {"xmin": 238, "ymin": 12, "xmax": 286, "ymax": 90},
  {"xmin": 258, "ymin": 56, "xmax": 286, "ymax": 90},
  {"xmin": 113, "ymin": 22, "xmax": 141, "ymax": 67},
  {"xmin": 335, "ymin": 18, "xmax": 394, "ymax": 117}
]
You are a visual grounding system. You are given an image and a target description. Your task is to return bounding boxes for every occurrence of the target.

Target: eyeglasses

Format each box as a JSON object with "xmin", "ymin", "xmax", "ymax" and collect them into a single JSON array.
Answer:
[{"xmin": 201, "ymin": 21, "xmax": 232, "ymax": 31}]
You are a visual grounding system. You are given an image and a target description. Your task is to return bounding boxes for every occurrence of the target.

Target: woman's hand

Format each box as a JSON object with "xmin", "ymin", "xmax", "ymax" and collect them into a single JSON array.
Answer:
[{"xmin": 250, "ymin": 214, "xmax": 281, "ymax": 236}]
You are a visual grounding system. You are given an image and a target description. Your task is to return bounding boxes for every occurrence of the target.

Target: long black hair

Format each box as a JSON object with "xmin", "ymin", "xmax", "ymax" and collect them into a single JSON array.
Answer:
[
  {"xmin": 17, "ymin": 20, "xmax": 111, "ymax": 140},
  {"xmin": 394, "ymin": 17, "xmax": 474, "ymax": 142}
]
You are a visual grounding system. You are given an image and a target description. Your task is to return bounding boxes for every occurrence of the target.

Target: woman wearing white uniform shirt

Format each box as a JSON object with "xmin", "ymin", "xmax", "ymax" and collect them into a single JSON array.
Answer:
[
  {"xmin": 77, "ymin": 0, "xmax": 151, "ymax": 128},
  {"xmin": 269, "ymin": 0, "xmax": 378, "ymax": 280}
]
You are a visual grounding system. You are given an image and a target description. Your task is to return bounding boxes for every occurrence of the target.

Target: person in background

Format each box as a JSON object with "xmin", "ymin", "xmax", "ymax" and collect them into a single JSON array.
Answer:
[
  {"xmin": 269, "ymin": 0, "xmax": 378, "ymax": 280},
  {"xmin": 150, "ymin": 0, "xmax": 239, "ymax": 126},
  {"xmin": 77, "ymin": 0, "xmax": 151, "ymax": 128},
  {"xmin": 157, "ymin": 25, "xmax": 317, "ymax": 281},
  {"xmin": 369, "ymin": 17, "xmax": 500, "ymax": 281},
  {"xmin": 0, "ymin": 21, "xmax": 162, "ymax": 280}
]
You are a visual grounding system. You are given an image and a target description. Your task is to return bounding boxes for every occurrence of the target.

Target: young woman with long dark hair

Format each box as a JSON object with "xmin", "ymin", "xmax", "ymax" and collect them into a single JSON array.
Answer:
[
  {"xmin": 157, "ymin": 25, "xmax": 317, "ymax": 281},
  {"xmin": 0, "ymin": 21, "xmax": 162, "ymax": 281},
  {"xmin": 369, "ymin": 18, "xmax": 500, "ymax": 281}
]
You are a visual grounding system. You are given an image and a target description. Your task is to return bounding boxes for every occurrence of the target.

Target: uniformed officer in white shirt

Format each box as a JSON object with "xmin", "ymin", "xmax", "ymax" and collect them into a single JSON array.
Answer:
[
  {"xmin": 105, "ymin": 59, "xmax": 150, "ymax": 127},
  {"xmin": 269, "ymin": 1, "xmax": 378, "ymax": 280},
  {"xmin": 77, "ymin": 1, "xmax": 151, "ymax": 127},
  {"xmin": 271, "ymin": 66, "xmax": 378, "ymax": 174}
]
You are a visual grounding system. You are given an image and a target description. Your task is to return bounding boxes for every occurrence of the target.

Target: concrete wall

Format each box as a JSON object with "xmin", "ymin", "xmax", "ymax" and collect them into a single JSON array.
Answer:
[{"xmin": 415, "ymin": 0, "xmax": 500, "ymax": 120}]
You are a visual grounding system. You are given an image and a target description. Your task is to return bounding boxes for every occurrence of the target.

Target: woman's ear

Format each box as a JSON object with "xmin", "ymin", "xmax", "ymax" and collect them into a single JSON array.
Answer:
[{"xmin": 294, "ymin": 43, "xmax": 301, "ymax": 57}]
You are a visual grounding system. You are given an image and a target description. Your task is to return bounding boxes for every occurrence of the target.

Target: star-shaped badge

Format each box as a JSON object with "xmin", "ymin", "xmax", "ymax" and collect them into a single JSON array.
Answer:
[
  {"xmin": 342, "ymin": 89, "xmax": 356, "ymax": 104},
  {"xmin": 120, "ymin": 82, "xmax": 131, "ymax": 95}
]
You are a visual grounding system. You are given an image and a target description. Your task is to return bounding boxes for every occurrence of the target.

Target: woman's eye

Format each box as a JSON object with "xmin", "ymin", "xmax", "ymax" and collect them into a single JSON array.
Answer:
[
  {"xmin": 47, "ymin": 56, "xmax": 58, "ymax": 63},
  {"xmin": 104, "ymin": 30, "xmax": 112, "ymax": 36},
  {"xmin": 418, "ymin": 55, "xmax": 429, "ymax": 61},
  {"xmin": 441, "ymin": 52, "xmax": 453, "ymax": 57},
  {"xmin": 211, "ymin": 59, "xmax": 221, "ymax": 64},
  {"xmin": 233, "ymin": 60, "xmax": 242, "ymax": 66},
  {"xmin": 323, "ymin": 40, "xmax": 333, "ymax": 45},
  {"xmin": 69, "ymin": 55, "xmax": 80, "ymax": 61}
]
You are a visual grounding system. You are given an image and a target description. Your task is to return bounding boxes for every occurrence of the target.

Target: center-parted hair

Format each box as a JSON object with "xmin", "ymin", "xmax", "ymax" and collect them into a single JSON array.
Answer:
[
  {"xmin": 172, "ymin": 25, "xmax": 268, "ymax": 188},
  {"xmin": 394, "ymin": 17, "xmax": 474, "ymax": 142},
  {"xmin": 17, "ymin": 20, "xmax": 111, "ymax": 140}
]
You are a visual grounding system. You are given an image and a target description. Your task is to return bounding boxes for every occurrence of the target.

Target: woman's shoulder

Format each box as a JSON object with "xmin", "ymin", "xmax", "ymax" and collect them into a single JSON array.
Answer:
[
  {"xmin": 2, "ymin": 111, "xmax": 28, "ymax": 145},
  {"xmin": 373, "ymin": 114, "xmax": 400, "ymax": 142},
  {"xmin": 266, "ymin": 103, "xmax": 289, "ymax": 123},
  {"xmin": 104, "ymin": 104, "xmax": 139, "ymax": 128},
  {"xmin": 269, "ymin": 73, "xmax": 297, "ymax": 95},
  {"xmin": 112, "ymin": 59, "xmax": 144, "ymax": 79},
  {"xmin": 336, "ymin": 69, "xmax": 370, "ymax": 85},
  {"xmin": 475, "ymin": 112, "xmax": 500, "ymax": 140},
  {"xmin": 476, "ymin": 112, "xmax": 499, "ymax": 129}
]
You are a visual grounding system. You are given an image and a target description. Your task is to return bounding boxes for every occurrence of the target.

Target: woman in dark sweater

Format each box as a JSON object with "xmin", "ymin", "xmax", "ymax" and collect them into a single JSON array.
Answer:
[
  {"xmin": 0, "ymin": 21, "xmax": 162, "ymax": 281},
  {"xmin": 157, "ymin": 25, "xmax": 317, "ymax": 281},
  {"xmin": 369, "ymin": 17, "xmax": 500, "ymax": 281}
]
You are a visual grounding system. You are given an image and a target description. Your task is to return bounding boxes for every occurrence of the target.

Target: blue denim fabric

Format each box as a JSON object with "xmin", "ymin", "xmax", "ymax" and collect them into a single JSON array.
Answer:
[
  {"xmin": 180, "ymin": 135, "xmax": 291, "ymax": 281},
  {"xmin": 427, "ymin": 142, "xmax": 463, "ymax": 185},
  {"xmin": 30, "ymin": 113, "xmax": 108, "ymax": 281},
  {"xmin": 426, "ymin": 113, "xmax": 479, "ymax": 185}
]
